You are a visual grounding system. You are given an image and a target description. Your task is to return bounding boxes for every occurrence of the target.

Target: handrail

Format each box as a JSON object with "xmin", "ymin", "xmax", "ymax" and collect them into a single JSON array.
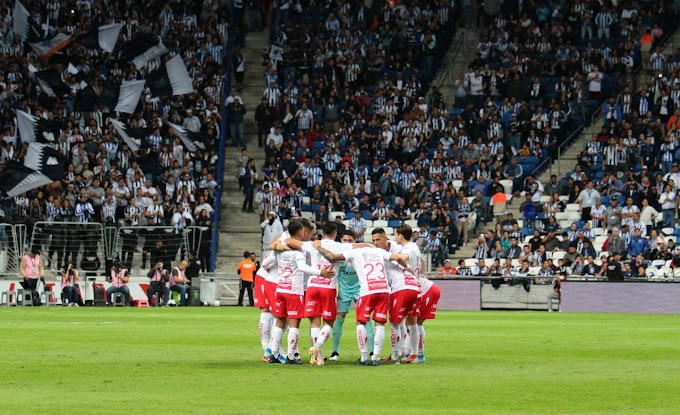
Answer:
[{"xmin": 210, "ymin": 29, "xmax": 235, "ymax": 272}]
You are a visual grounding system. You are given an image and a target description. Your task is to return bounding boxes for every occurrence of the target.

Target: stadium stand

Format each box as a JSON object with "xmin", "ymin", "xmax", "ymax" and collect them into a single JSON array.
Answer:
[
  {"xmin": 240, "ymin": 0, "xmax": 680, "ymax": 282},
  {"xmin": 0, "ymin": 0, "xmax": 228, "ymax": 274}
]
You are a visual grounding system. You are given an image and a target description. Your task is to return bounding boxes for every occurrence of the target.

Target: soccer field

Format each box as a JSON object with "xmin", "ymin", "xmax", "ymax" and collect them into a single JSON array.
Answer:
[{"xmin": 1, "ymin": 308, "xmax": 680, "ymax": 415}]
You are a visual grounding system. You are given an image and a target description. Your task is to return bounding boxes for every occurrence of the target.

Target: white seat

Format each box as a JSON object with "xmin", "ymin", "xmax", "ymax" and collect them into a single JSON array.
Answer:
[
  {"xmin": 302, "ymin": 196, "xmax": 311, "ymax": 204},
  {"xmin": 331, "ymin": 211, "xmax": 345, "ymax": 220},
  {"xmin": 594, "ymin": 259, "xmax": 602, "ymax": 266},
  {"xmin": 555, "ymin": 212, "xmax": 569, "ymax": 221},
  {"xmin": 500, "ymin": 180, "xmax": 513, "ymax": 191},
  {"xmin": 451, "ymin": 180, "xmax": 463, "ymax": 189},
  {"xmin": 645, "ymin": 268, "xmax": 657, "ymax": 278},
  {"xmin": 384, "ymin": 227, "xmax": 394, "ymax": 235},
  {"xmin": 558, "ymin": 196, "xmax": 569, "ymax": 201},
  {"xmin": 667, "ymin": 236, "xmax": 677, "ymax": 243},
  {"xmin": 658, "ymin": 267, "xmax": 673, "ymax": 278},
  {"xmin": 559, "ymin": 220, "xmax": 572, "ymax": 229},
  {"xmin": 365, "ymin": 227, "xmax": 375, "ymax": 236},
  {"xmin": 373, "ymin": 220, "xmax": 388, "ymax": 228},
  {"xmin": 592, "ymin": 242, "xmax": 603, "ymax": 252},
  {"xmin": 567, "ymin": 212, "xmax": 581, "ymax": 221},
  {"xmin": 665, "ymin": 260, "xmax": 673, "ymax": 268},
  {"xmin": 529, "ymin": 267, "xmax": 540, "ymax": 275},
  {"xmin": 282, "ymin": 219, "xmax": 290, "ymax": 228},
  {"xmin": 464, "ymin": 258, "xmax": 479, "ymax": 267},
  {"xmin": 342, "ymin": 220, "xmax": 350, "ymax": 227},
  {"xmin": 517, "ymin": 219, "xmax": 523, "ymax": 228},
  {"xmin": 467, "ymin": 196, "xmax": 475, "ymax": 204},
  {"xmin": 552, "ymin": 251, "xmax": 566, "ymax": 260},
  {"xmin": 511, "ymin": 259, "xmax": 521, "ymax": 268},
  {"xmin": 651, "ymin": 259, "xmax": 666, "ymax": 269},
  {"xmin": 565, "ymin": 203, "xmax": 580, "ymax": 212},
  {"xmin": 595, "ymin": 235, "xmax": 608, "ymax": 244},
  {"xmin": 524, "ymin": 235, "xmax": 532, "ymax": 244},
  {"xmin": 405, "ymin": 220, "xmax": 418, "ymax": 229},
  {"xmin": 593, "ymin": 227, "xmax": 604, "ymax": 236},
  {"xmin": 364, "ymin": 220, "xmax": 373, "ymax": 227},
  {"xmin": 505, "ymin": 193, "xmax": 513, "ymax": 203},
  {"xmin": 301, "ymin": 211, "xmax": 314, "ymax": 220},
  {"xmin": 539, "ymin": 195, "xmax": 551, "ymax": 204},
  {"xmin": 599, "ymin": 251, "xmax": 609, "ymax": 258},
  {"xmin": 661, "ymin": 227, "xmax": 674, "ymax": 236}
]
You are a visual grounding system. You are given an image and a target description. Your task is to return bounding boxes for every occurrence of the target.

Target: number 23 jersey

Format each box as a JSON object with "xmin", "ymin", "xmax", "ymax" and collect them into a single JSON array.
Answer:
[{"xmin": 343, "ymin": 247, "xmax": 392, "ymax": 297}]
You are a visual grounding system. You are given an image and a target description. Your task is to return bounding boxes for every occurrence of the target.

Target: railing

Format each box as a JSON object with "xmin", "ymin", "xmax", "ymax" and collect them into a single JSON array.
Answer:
[
  {"xmin": 210, "ymin": 21, "xmax": 236, "ymax": 272},
  {"xmin": 0, "ymin": 222, "xmax": 211, "ymax": 273},
  {"xmin": 196, "ymin": 272, "xmax": 241, "ymax": 306}
]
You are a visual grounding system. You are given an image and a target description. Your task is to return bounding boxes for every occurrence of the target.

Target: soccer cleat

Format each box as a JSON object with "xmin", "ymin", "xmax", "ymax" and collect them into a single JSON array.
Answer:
[
  {"xmin": 315, "ymin": 357, "xmax": 325, "ymax": 366},
  {"xmin": 261, "ymin": 356, "xmax": 269, "ymax": 363},
  {"xmin": 380, "ymin": 356, "xmax": 400, "ymax": 365},
  {"xmin": 285, "ymin": 357, "xmax": 302, "ymax": 365},
  {"xmin": 355, "ymin": 359, "xmax": 370, "ymax": 366},
  {"xmin": 370, "ymin": 359, "xmax": 380, "ymax": 366},
  {"xmin": 277, "ymin": 354, "xmax": 287, "ymax": 364},
  {"xmin": 417, "ymin": 354, "xmax": 426, "ymax": 363},
  {"xmin": 402, "ymin": 355, "xmax": 419, "ymax": 364},
  {"xmin": 267, "ymin": 355, "xmax": 281, "ymax": 364},
  {"xmin": 329, "ymin": 352, "xmax": 339, "ymax": 362},
  {"xmin": 308, "ymin": 346, "xmax": 319, "ymax": 366}
]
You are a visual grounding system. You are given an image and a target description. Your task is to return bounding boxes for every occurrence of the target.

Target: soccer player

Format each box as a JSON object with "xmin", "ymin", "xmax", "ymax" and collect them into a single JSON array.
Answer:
[
  {"xmin": 266, "ymin": 220, "xmax": 334, "ymax": 364},
  {"xmin": 330, "ymin": 230, "xmax": 375, "ymax": 362},
  {"xmin": 392, "ymin": 224, "xmax": 426, "ymax": 364},
  {"xmin": 372, "ymin": 227, "xmax": 421, "ymax": 364},
  {"xmin": 315, "ymin": 244, "xmax": 411, "ymax": 366},
  {"xmin": 414, "ymin": 274, "xmax": 441, "ymax": 362}
]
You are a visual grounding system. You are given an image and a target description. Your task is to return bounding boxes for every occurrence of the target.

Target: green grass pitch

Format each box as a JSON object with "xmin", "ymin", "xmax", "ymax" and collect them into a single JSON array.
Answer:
[{"xmin": 1, "ymin": 308, "xmax": 680, "ymax": 414}]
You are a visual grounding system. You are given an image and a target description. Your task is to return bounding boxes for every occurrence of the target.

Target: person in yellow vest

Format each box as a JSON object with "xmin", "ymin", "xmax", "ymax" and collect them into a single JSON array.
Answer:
[
  {"xmin": 106, "ymin": 262, "xmax": 130, "ymax": 305},
  {"xmin": 237, "ymin": 251, "xmax": 257, "ymax": 306},
  {"xmin": 20, "ymin": 247, "xmax": 45, "ymax": 291}
]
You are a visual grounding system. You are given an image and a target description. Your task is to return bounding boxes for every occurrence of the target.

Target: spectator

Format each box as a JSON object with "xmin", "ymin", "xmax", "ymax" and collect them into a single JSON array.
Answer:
[
  {"xmin": 438, "ymin": 259, "xmax": 457, "ymax": 277},
  {"xmin": 261, "ymin": 211, "xmax": 284, "ymax": 251},
  {"xmin": 20, "ymin": 247, "xmax": 45, "ymax": 291}
]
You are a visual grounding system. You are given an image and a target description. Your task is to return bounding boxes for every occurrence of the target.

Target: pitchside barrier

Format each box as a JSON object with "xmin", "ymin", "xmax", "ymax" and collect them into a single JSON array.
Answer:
[{"xmin": 0, "ymin": 222, "xmax": 211, "ymax": 273}]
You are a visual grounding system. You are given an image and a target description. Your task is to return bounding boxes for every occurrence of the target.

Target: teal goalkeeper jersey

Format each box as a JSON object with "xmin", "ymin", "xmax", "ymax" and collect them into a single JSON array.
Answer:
[{"xmin": 337, "ymin": 261, "xmax": 360, "ymax": 295}]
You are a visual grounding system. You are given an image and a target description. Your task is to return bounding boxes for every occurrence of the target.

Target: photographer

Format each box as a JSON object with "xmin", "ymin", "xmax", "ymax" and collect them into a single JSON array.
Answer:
[
  {"xmin": 169, "ymin": 261, "xmax": 191, "ymax": 306},
  {"xmin": 61, "ymin": 262, "xmax": 80, "ymax": 307},
  {"xmin": 106, "ymin": 262, "xmax": 130, "ymax": 306},
  {"xmin": 146, "ymin": 261, "xmax": 170, "ymax": 306}
]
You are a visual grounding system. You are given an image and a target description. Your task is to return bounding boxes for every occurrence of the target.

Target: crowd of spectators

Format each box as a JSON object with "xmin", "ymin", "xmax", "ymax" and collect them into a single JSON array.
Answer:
[
  {"xmin": 0, "ymin": 0, "xmax": 231, "ymax": 270},
  {"xmin": 251, "ymin": 0, "xmax": 677, "ymax": 273}
]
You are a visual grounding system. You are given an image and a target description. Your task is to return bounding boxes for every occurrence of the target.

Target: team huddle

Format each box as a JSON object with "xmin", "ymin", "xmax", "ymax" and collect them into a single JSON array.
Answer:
[{"xmin": 253, "ymin": 218, "xmax": 441, "ymax": 366}]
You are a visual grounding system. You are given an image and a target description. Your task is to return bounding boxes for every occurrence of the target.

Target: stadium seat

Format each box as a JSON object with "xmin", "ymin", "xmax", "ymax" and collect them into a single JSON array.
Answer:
[
  {"xmin": 330, "ymin": 211, "xmax": 345, "ymax": 220},
  {"xmin": 301, "ymin": 211, "xmax": 314, "ymax": 220},
  {"xmin": 500, "ymin": 179, "xmax": 513, "ymax": 191},
  {"xmin": 651, "ymin": 260, "xmax": 666, "ymax": 269},
  {"xmin": 464, "ymin": 258, "xmax": 478, "ymax": 268},
  {"xmin": 565, "ymin": 204, "xmax": 580, "ymax": 212},
  {"xmin": 551, "ymin": 251, "xmax": 566, "ymax": 261},
  {"xmin": 658, "ymin": 267, "xmax": 674, "ymax": 278},
  {"xmin": 388, "ymin": 220, "xmax": 402, "ymax": 228},
  {"xmin": 661, "ymin": 227, "xmax": 674, "ymax": 236},
  {"xmin": 384, "ymin": 227, "xmax": 394, "ymax": 236},
  {"xmin": 361, "ymin": 211, "xmax": 373, "ymax": 220},
  {"xmin": 373, "ymin": 220, "xmax": 388, "ymax": 228},
  {"xmin": 405, "ymin": 220, "xmax": 418, "ymax": 229}
]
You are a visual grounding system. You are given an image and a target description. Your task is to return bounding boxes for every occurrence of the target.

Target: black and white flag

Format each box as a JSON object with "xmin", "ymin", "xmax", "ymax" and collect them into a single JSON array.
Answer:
[
  {"xmin": 77, "ymin": 23, "xmax": 122, "ymax": 53},
  {"xmin": 109, "ymin": 118, "xmax": 143, "ymax": 151},
  {"xmin": 166, "ymin": 121, "xmax": 205, "ymax": 152},
  {"xmin": 16, "ymin": 110, "xmax": 60, "ymax": 144},
  {"xmin": 24, "ymin": 142, "xmax": 66, "ymax": 180},
  {"xmin": 32, "ymin": 69, "xmax": 70, "ymax": 98},
  {"xmin": 97, "ymin": 79, "xmax": 145, "ymax": 114},
  {"xmin": 145, "ymin": 54, "xmax": 194, "ymax": 97},
  {"xmin": 0, "ymin": 160, "xmax": 52, "ymax": 197},
  {"xmin": 120, "ymin": 33, "xmax": 168, "ymax": 70},
  {"xmin": 12, "ymin": 0, "xmax": 41, "ymax": 42}
]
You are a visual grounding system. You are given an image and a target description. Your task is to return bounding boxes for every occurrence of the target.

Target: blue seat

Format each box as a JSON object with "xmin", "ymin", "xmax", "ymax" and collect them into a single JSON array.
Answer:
[
  {"xmin": 301, "ymin": 204, "xmax": 312, "ymax": 211},
  {"xmin": 361, "ymin": 211, "xmax": 373, "ymax": 220},
  {"xmin": 345, "ymin": 211, "xmax": 354, "ymax": 220},
  {"xmin": 600, "ymin": 196, "xmax": 610, "ymax": 205},
  {"xmin": 388, "ymin": 220, "xmax": 402, "ymax": 228}
]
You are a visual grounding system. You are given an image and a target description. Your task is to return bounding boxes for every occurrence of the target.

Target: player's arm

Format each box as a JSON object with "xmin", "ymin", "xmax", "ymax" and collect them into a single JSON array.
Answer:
[
  {"xmin": 389, "ymin": 253, "xmax": 412, "ymax": 272},
  {"xmin": 315, "ymin": 245, "xmax": 346, "ymax": 263},
  {"xmin": 280, "ymin": 238, "xmax": 303, "ymax": 251},
  {"xmin": 352, "ymin": 242, "xmax": 373, "ymax": 248},
  {"xmin": 261, "ymin": 253, "xmax": 276, "ymax": 270},
  {"xmin": 295, "ymin": 256, "xmax": 334, "ymax": 278},
  {"xmin": 267, "ymin": 232, "xmax": 285, "ymax": 250}
]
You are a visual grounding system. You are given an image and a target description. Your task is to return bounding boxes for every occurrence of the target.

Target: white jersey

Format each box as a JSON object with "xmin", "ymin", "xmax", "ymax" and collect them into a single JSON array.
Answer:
[
  {"xmin": 263, "ymin": 231, "xmax": 291, "ymax": 283},
  {"xmin": 256, "ymin": 251, "xmax": 275, "ymax": 282},
  {"xmin": 401, "ymin": 241, "xmax": 422, "ymax": 292},
  {"xmin": 343, "ymin": 247, "xmax": 392, "ymax": 297},
  {"xmin": 418, "ymin": 275, "xmax": 435, "ymax": 297},
  {"xmin": 302, "ymin": 239, "xmax": 351, "ymax": 290},
  {"xmin": 275, "ymin": 250, "xmax": 320, "ymax": 295}
]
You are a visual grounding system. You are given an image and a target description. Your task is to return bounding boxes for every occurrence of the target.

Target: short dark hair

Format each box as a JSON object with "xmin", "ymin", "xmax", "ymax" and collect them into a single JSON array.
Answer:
[
  {"xmin": 288, "ymin": 220, "xmax": 304, "ymax": 237},
  {"xmin": 395, "ymin": 223, "xmax": 413, "ymax": 241},
  {"xmin": 243, "ymin": 251, "xmax": 250, "ymax": 258},
  {"xmin": 343, "ymin": 229, "xmax": 356, "ymax": 239},
  {"xmin": 322, "ymin": 222, "xmax": 337, "ymax": 237},
  {"xmin": 372, "ymin": 228, "xmax": 386, "ymax": 236}
]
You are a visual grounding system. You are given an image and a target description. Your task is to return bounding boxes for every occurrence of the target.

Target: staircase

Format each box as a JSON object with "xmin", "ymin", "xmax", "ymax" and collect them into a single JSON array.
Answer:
[{"xmin": 216, "ymin": 31, "xmax": 270, "ymax": 273}]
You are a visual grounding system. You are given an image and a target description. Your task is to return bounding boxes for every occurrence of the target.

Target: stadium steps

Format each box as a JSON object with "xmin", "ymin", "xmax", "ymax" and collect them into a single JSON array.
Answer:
[
  {"xmin": 216, "ymin": 31, "xmax": 271, "ymax": 273},
  {"xmin": 431, "ymin": 29, "xmax": 479, "ymax": 107}
]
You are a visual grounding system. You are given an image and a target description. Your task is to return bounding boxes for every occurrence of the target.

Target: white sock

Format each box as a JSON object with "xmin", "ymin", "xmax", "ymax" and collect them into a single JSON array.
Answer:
[
  {"xmin": 408, "ymin": 324, "xmax": 419, "ymax": 357},
  {"xmin": 270, "ymin": 326, "xmax": 283, "ymax": 356},
  {"xmin": 310, "ymin": 327, "xmax": 321, "ymax": 347},
  {"xmin": 259, "ymin": 312, "xmax": 272, "ymax": 353},
  {"xmin": 418, "ymin": 325, "xmax": 425, "ymax": 356},
  {"xmin": 314, "ymin": 324, "xmax": 332, "ymax": 349},
  {"xmin": 287, "ymin": 327, "xmax": 300, "ymax": 360},
  {"xmin": 399, "ymin": 321, "xmax": 409, "ymax": 356},
  {"xmin": 373, "ymin": 325, "xmax": 385, "ymax": 361},
  {"xmin": 389, "ymin": 322, "xmax": 401, "ymax": 359},
  {"xmin": 356, "ymin": 324, "xmax": 368, "ymax": 361}
]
